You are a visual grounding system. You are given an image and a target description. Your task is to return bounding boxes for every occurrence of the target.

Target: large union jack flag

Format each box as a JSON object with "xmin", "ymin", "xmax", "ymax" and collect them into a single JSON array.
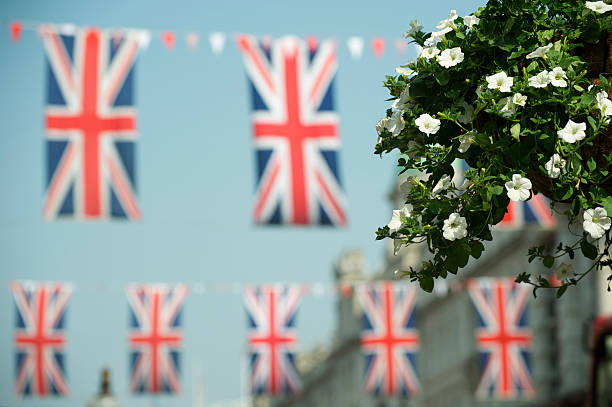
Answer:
[
  {"xmin": 11, "ymin": 281, "xmax": 72, "ymax": 397},
  {"xmin": 357, "ymin": 282, "xmax": 419, "ymax": 396},
  {"xmin": 126, "ymin": 284, "xmax": 188, "ymax": 394},
  {"xmin": 42, "ymin": 26, "xmax": 141, "ymax": 220},
  {"xmin": 244, "ymin": 284, "xmax": 303, "ymax": 395},
  {"xmin": 237, "ymin": 35, "xmax": 346, "ymax": 226},
  {"xmin": 452, "ymin": 160, "xmax": 555, "ymax": 229},
  {"xmin": 467, "ymin": 278, "xmax": 535, "ymax": 399}
]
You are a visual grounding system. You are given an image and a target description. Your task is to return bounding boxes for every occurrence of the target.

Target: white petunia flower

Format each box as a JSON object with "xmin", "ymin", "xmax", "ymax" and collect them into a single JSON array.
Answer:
[
  {"xmin": 557, "ymin": 119, "xmax": 587, "ymax": 143},
  {"xmin": 443, "ymin": 213, "xmax": 468, "ymax": 241},
  {"xmin": 403, "ymin": 20, "xmax": 424, "ymax": 38},
  {"xmin": 486, "ymin": 72, "xmax": 514, "ymax": 92},
  {"xmin": 436, "ymin": 9, "xmax": 459, "ymax": 30},
  {"xmin": 499, "ymin": 97, "xmax": 517, "ymax": 117},
  {"xmin": 458, "ymin": 132, "xmax": 475, "ymax": 153},
  {"xmin": 386, "ymin": 110, "xmax": 405, "ymax": 136},
  {"xmin": 512, "ymin": 93, "xmax": 528, "ymax": 106},
  {"xmin": 425, "ymin": 31, "xmax": 445, "ymax": 47},
  {"xmin": 463, "ymin": 15, "xmax": 480, "ymax": 28},
  {"xmin": 529, "ymin": 70, "xmax": 551, "ymax": 88},
  {"xmin": 415, "ymin": 113, "xmax": 441, "ymax": 134},
  {"xmin": 596, "ymin": 91, "xmax": 612, "ymax": 116},
  {"xmin": 458, "ymin": 101, "xmax": 474, "ymax": 124},
  {"xmin": 387, "ymin": 205, "xmax": 412, "ymax": 233},
  {"xmin": 438, "ymin": 47, "xmax": 464, "ymax": 68},
  {"xmin": 432, "ymin": 174, "xmax": 451, "ymax": 197},
  {"xmin": 586, "ymin": 1, "xmax": 612, "ymax": 14},
  {"xmin": 505, "ymin": 174, "xmax": 532, "ymax": 202},
  {"xmin": 395, "ymin": 65, "xmax": 415, "ymax": 76},
  {"xmin": 421, "ymin": 47, "xmax": 440, "ymax": 59},
  {"xmin": 526, "ymin": 43, "xmax": 553, "ymax": 59},
  {"xmin": 555, "ymin": 263, "xmax": 575, "ymax": 280},
  {"xmin": 545, "ymin": 154, "xmax": 567, "ymax": 178},
  {"xmin": 392, "ymin": 87, "xmax": 411, "ymax": 109},
  {"xmin": 549, "ymin": 67, "xmax": 568, "ymax": 87},
  {"xmin": 376, "ymin": 117, "xmax": 389, "ymax": 136},
  {"xmin": 583, "ymin": 207, "xmax": 611, "ymax": 239}
]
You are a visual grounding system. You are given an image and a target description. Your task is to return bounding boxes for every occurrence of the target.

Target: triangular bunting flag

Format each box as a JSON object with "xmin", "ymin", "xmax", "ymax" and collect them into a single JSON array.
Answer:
[
  {"xmin": 9, "ymin": 21, "xmax": 22, "ymax": 43},
  {"xmin": 306, "ymin": 35, "xmax": 318, "ymax": 53},
  {"xmin": 136, "ymin": 30, "xmax": 151, "ymax": 50},
  {"xmin": 186, "ymin": 32, "xmax": 199, "ymax": 50},
  {"xmin": 371, "ymin": 37, "xmax": 385, "ymax": 58},
  {"xmin": 346, "ymin": 36, "xmax": 364, "ymax": 60},
  {"xmin": 208, "ymin": 32, "xmax": 226, "ymax": 55},
  {"xmin": 161, "ymin": 30, "xmax": 175, "ymax": 50}
]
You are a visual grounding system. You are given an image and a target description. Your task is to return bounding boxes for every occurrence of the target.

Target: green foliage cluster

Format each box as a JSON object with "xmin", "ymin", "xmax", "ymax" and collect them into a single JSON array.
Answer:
[{"xmin": 376, "ymin": 0, "xmax": 612, "ymax": 296}]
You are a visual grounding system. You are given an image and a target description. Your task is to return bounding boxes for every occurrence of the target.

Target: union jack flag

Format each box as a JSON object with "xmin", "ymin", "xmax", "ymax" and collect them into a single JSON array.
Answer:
[
  {"xmin": 237, "ymin": 35, "xmax": 346, "ymax": 226},
  {"xmin": 11, "ymin": 281, "xmax": 72, "ymax": 397},
  {"xmin": 452, "ymin": 160, "xmax": 556, "ymax": 229},
  {"xmin": 357, "ymin": 282, "xmax": 419, "ymax": 396},
  {"xmin": 126, "ymin": 284, "xmax": 188, "ymax": 394},
  {"xmin": 244, "ymin": 284, "xmax": 303, "ymax": 395},
  {"xmin": 42, "ymin": 26, "xmax": 141, "ymax": 220},
  {"xmin": 467, "ymin": 278, "xmax": 535, "ymax": 399}
]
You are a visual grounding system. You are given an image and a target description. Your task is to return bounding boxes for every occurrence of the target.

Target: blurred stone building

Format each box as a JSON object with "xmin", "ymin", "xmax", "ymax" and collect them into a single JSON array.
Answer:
[{"xmin": 263, "ymin": 178, "xmax": 612, "ymax": 407}]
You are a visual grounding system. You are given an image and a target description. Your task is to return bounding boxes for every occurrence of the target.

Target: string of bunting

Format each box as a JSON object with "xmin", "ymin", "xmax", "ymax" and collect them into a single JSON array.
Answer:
[{"xmin": 6, "ymin": 19, "xmax": 413, "ymax": 60}]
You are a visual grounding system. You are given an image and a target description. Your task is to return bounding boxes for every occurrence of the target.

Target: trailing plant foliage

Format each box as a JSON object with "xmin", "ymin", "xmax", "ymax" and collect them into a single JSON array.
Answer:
[{"xmin": 376, "ymin": 0, "xmax": 612, "ymax": 296}]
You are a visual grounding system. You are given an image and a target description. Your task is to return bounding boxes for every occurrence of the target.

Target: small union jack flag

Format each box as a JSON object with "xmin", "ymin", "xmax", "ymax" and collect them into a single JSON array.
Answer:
[
  {"xmin": 452, "ymin": 160, "xmax": 556, "ymax": 229},
  {"xmin": 467, "ymin": 278, "xmax": 535, "ymax": 399},
  {"xmin": 11, "ymin": 281, "xmax": 72, "ymax": 397},
  {"xmin": 237, "ymin": 35, "xmax": 347, "ymax": 226},
  {"xmin": 357, "ymin": 282, "xmax": 419, "ymax": 396},
  {"xmin": 42, "ymin": 26, "xmax": 141, "ymax": 220},
  {"xmin": 244, "ymin": 284, "xmax": 303, "ymax": 395},
  {"xmin": 126, "ymin": 284, "xmax": 188, "ymax": 394}
]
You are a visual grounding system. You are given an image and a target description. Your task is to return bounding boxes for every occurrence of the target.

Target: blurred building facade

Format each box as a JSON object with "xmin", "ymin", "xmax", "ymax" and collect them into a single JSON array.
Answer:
[{"xmin": 262, "ymin": 180, "xmax": 610, "ymax": 407}]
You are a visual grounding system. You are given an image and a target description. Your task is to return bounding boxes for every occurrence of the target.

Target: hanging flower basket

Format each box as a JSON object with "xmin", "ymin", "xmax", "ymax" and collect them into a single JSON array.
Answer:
[{"xmin": 376, "ymin": 0, "xmax": 612, "ymax": 296}]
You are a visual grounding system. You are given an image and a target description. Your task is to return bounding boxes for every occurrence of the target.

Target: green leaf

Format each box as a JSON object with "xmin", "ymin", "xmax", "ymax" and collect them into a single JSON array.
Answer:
[
  {"xmin": 449, "ymin": 243, "xmax": 470, "ymax": 268},
  {"xmin": 588, "ymin": 116, "xmax": 598, "ymax": 132},
  {"xmin": 435, "ymin": 70, "xmax": 450, "ymax": 86},
  {"xmin": 543, "ymin": 256, "xmax": 554, "ymax": 268},
  {"xmin": 510, "ymin": 123, "xmax": 521, "ymax": 141},
  {"xmin": 601, "ymin": 196, "xmax": 612, "ymax": 217},
  {"xmin": 588, "ymin": 157, "xmax": 597, "ymax": 171},
  {"xmin": 581, "ymin": 239, "xmax": 598, "ymax": 260},
  {"xmin": 489, "ymin": 185, "xmax": 504, "ymax": 195},
  {"xmin": 419, "ymin": 276, "xmax": 434, "ymax": 292},
  {"xmin": 556, "ymin": 285, "xmax": 568, "ymax": 298},
  {"xmin": 469, "ymin": 241, "xmax": 485, "ymax": 259}
]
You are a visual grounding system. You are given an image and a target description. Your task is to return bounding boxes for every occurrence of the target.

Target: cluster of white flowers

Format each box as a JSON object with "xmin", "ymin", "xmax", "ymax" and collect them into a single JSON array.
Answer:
[
  {"xmin": 442, "ymin": 213, "xmax": 468, "ymax": 241},
  {"xmin": 583, "ymin": 207, "xmax": 611, "ymax": 239},
  {"xmin": 545, "ymin": 154, "xmax": 567, "ymax": 178},
  {"xmin": 499, "ymin": 93, "xmax": 527, "ymax": 117},
  {"xmin": 505, "ymin": 174, "xmax": 532, "ymax": 202},
  {"xmin": 486, "ymin": 72, "xmax": 514, "ymax": 92},
  {"xmin": 557, "ymin": 119, "xmax": 586, "ymax": 143},
  {"xmin": 415, "ymin": 113, "xmax": 441, "ymax": 134},
  {"xmin": 586, "ymin": 1, "xmax": 612, "ymax": 13},
  {"xmin": 528, "ymin": 67, "xmax": 567, "ymax": 88},
  {"xmin": 596, "ymin": 91, "xmax": 612, "ymax": 116}
]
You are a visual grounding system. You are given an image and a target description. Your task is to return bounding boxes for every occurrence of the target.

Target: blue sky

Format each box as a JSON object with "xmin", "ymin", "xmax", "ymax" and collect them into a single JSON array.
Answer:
[{"xmin": 0, "ymin": 0, "xmax": 484, "ymax": 405}]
